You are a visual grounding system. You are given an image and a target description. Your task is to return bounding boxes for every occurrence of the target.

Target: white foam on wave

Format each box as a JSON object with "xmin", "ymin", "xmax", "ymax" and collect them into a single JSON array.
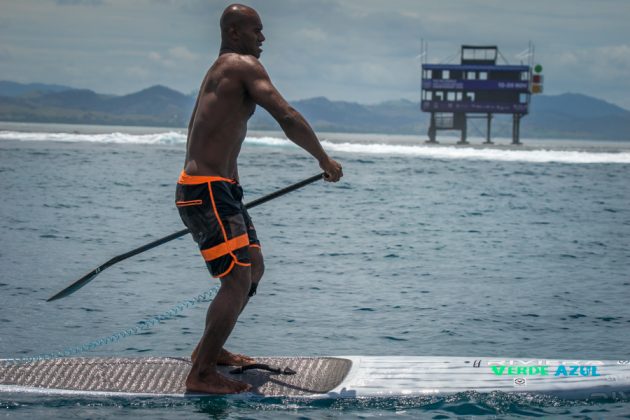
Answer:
[
  {"xmin": 2, "ymin": 130, "xmax": 629, "ymax": 164},
  {"xmin": 320, "ymin": 140, "xmax": 630, "ymax": 164},
  {"xmin": 250, "ymin": 136, "xmax": 630, "ymax": 164},
  {"xmin": 0, "ymin": 130, "xmax": 186, "ymax": 145},
  {"xmin": 245, "ymin": 136, "xmax": 290, "ymax": 146}
]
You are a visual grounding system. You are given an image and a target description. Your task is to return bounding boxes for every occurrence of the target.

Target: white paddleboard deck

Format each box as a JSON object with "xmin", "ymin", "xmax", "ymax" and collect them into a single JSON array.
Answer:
[{"xmin": 1, "ymin": 356, "xmax": 629, "ymax": 399}]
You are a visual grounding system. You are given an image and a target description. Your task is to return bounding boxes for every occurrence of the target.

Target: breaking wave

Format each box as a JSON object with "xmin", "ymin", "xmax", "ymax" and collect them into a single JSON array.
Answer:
[
  {"xmin": 319, "ymin": 141, "xmax": 630, "ymax": 164},
  {"xmin": 2, "ymin": 130, "xmax": 630, "ymax": 164},
  {"xmin": 0, "ymin": 130, "xmax": 186, "ymax": 145}
]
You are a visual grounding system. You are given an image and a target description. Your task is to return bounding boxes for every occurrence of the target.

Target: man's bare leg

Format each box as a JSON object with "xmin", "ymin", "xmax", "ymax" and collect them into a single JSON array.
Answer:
[
  {"xmin": 185, "ymin": 265, "xmax": 252, "ymax": 394},
  {"xmin": 191, "ymin": 248, "xmax": 265, "ymax": 366},
  {"xmin": 190, "ymin": 296, "xmax": 254, "ymax": 366}
]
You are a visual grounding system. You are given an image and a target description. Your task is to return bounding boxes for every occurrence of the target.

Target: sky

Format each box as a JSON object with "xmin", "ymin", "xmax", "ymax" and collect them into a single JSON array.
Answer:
[{"xmin": 1, "ymin": 0, "xmax": 630, "ymax": 109}]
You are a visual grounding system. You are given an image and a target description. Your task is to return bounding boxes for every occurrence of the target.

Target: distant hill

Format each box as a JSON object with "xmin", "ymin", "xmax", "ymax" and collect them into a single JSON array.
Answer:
[
  {"xmin": 0, "ymin": 82, "xmax": 195, "ymax": 127},
  {"xmin": 522, "ymin": 93, "xmax": 630, "ymax": 140},
  {"xmin": 249, "ymin": 97, "xmax": 423, "ymax": 134},
  {"xmin": 0, "ymin": 81, "xmax": 74, "ymax": 97},
  {"xmin": 1, "ymin": 81, "xmax": 629, "ymax": 140},
  {"xmin": 250, "ymin": 94, "xmax": 630, "ymax": 140}
]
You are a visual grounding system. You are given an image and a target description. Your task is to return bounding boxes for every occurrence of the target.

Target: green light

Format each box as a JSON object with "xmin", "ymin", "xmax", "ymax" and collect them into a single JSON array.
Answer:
[{"xmin": 534, "ymin": 64, "xmax": 543, "ymax": 73}]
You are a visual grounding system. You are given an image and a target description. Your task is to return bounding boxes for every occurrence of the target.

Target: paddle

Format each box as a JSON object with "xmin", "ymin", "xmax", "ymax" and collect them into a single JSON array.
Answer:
[{"xmin": 47, "ymin": 173, "xmax": 325, "ymax": 302}]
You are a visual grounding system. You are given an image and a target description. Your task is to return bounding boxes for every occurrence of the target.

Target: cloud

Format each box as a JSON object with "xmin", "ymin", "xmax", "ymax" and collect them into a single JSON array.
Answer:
[
  {"xmin": 168, "ymin": 46, "xmax": 199, "ymax": 62},
  {"xmin": 3, "ymin": 0, "xmax": 630, "ymax": 109},
  {"xmin": 555, "ymin": 44, "xmax": 630, "ymax": 82},
  {"xmin": 55, "ymin": 0, "xmax": 104, "ymax": 5},
  {"xmin": 148, "ymin": 46, "xmax": 200, "ymax": 69},
  {"xmin": 125, "ymin": 65, "xmax": 150, "ymax": 78},
  {"xmin": 148, "ymin": 52, "xmax": 162, "ymax": 61},
  {"xmin": 148, "ymin": 51, "xmax": 175, "ymax": 68},
  {"xmin": 0, "ymin": 44, "xmax": 12, "ymax": 61},
  {"xmin": 297, "ymin": 27, "xmax": 328, "ymax": 43},
  {"xmin": 598, "ymin": 45, "xmax": 630, "ymax": 70}
]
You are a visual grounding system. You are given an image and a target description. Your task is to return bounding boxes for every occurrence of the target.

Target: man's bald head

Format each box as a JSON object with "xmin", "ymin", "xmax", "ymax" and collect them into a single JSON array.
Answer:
[
  {"xmin": 220, "ymin": 4, "xmax": 260, "ymax": 35},
  {"xmin": 219, "ymin": 4, "xmax": 265, "ymax": 58}
]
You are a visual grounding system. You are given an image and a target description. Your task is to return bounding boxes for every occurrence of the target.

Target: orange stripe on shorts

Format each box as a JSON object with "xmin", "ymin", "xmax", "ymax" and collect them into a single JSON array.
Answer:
[{"xmin": 200, "ymin": 233, "xmax": 250, "ymax": 261}]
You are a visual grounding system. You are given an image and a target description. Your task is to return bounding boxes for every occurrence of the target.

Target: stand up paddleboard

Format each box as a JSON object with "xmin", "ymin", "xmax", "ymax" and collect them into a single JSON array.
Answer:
[{"xmin": 1, "ymin": 356, "xmax": 629, "ymax": 399}]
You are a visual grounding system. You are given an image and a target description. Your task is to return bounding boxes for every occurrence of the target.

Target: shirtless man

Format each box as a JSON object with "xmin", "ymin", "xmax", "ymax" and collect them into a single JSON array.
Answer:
[{"xmin": 175, "ymin": 4, "xmax": 343, "ymax": 394}]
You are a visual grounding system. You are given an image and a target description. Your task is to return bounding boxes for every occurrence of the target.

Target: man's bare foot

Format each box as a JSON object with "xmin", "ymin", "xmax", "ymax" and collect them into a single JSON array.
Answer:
[
  {"xmin": 217, "ymin": 348, "xmax": 255, "ymax": 366},
  {"xmin": 186, "ymin": 369, "xmax": 251, "ymax": 394},
  {"xmin": 191, "ymin": 346, "xmax": 255, "ymax": 366}
]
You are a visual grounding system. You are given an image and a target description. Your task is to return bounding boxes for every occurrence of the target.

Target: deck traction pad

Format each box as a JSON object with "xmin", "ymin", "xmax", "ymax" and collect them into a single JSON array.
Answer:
[{"xmin": 0, "ymin": 357, "xmax": 352, "ymax": 396}]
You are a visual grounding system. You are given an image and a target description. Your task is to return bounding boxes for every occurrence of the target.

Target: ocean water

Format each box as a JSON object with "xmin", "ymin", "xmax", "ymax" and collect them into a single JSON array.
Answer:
[{"xmin": 0, "ymin": 122, "xmax": 629, "ymax": 418}]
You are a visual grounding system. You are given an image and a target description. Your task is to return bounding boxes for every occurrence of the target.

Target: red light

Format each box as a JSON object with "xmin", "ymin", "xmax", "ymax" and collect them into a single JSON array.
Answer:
[{"xmin": 532, "ymin": 75, "xmax": 542, "ymax": 83}]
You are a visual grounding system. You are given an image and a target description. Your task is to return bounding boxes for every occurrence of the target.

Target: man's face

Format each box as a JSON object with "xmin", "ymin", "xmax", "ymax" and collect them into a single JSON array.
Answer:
[{"xmin": 238, "ymin": 14, "xmax": 265, "ymax": 58}]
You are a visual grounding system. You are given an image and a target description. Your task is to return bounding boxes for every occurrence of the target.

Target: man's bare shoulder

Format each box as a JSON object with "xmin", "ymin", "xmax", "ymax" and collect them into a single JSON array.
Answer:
[{"xmin": 216, "ymin": 53, "xmax": 267, "ymax": 78}]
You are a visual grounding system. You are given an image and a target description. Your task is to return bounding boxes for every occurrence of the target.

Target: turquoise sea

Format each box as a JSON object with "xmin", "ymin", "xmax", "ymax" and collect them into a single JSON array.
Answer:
[{"xmin": 1, "ymin": 122, "xmax": 629, "ymax": 418}]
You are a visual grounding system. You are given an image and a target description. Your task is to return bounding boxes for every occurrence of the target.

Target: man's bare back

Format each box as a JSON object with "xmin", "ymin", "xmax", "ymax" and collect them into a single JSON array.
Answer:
[{"xmin": 180, "ymin": 4, "xmax": 342, "ymax": 395}]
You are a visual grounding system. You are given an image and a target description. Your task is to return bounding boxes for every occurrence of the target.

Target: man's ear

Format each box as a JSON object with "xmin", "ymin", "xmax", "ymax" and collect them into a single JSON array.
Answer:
[{"xmin": 227, "ymin": 25, "xmax": 239, "ymax": 41}]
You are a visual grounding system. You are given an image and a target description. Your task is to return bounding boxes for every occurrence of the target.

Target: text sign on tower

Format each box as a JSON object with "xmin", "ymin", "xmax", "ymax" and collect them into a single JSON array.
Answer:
[{"xmin": 421, "ymin": 61, "xmax": 532, "ymax": 114}]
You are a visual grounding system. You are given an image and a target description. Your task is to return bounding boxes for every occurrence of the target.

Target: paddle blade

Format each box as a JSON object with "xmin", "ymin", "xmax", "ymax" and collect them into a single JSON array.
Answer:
[{"xmin": 46, "ymin": 270, "xmax": 101, "ymax": 302}]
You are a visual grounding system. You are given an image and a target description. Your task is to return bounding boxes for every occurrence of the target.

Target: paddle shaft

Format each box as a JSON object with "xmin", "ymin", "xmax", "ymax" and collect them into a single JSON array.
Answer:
[{"xmin": 46, "ymin": 173, "xmax": 325, "ymax": 302}]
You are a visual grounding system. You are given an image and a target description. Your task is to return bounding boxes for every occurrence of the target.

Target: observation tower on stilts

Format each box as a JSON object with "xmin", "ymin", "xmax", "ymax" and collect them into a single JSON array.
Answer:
[{"xmin": 420, "ymin": 43, "xmax": 542, "ymax": 145}]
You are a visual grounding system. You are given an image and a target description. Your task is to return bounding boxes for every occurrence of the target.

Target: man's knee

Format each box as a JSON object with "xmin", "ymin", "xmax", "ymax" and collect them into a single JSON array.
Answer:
[
  {"xmin": 220, "ymin": 265, "xmax": 251, "ymax": 299},
  {"xmin": 249, "ymin": 247, "xmax": 264, "ymax": 281},
  {"xmin": 252, "ymin": 260, "xmax": 265, "ymax": 284},
  {"xmin": 249, "ymin": 247, "xmax": 264, "ymax": 296}
]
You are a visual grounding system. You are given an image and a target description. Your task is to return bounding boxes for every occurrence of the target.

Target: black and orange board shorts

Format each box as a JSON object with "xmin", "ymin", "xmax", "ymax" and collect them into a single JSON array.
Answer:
[{"xmin": 176, "ymin": 171, "xmax": 260, "ymax": 278}]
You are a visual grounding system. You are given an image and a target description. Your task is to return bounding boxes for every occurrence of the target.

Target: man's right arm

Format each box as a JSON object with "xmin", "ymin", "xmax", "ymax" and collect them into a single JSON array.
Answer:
[{"xmin": 238, "ymin": 56, "xmax": 343, "ymax": 182}]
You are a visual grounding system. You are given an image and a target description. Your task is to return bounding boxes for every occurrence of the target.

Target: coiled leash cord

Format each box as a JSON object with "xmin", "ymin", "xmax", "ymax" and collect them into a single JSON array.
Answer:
[{"xmin": 7, "ymin": 286, "xmax": 219, "ymax": 365}]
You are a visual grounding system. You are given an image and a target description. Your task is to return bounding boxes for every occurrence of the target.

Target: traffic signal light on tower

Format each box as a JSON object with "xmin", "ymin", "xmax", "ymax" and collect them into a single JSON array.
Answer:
[{"xmin": 531, "ymin": 64, "xmax": 544, "ymax": 94}]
